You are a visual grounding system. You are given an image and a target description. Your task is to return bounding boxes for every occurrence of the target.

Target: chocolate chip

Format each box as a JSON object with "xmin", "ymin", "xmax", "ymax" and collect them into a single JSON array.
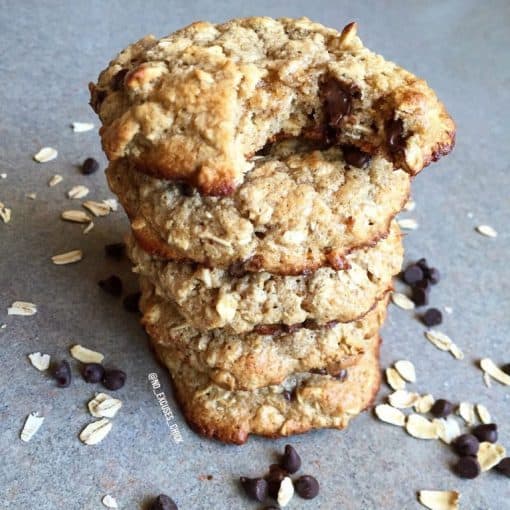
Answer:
[
  {"xmin": 265, "ymin": 464, "xmax": 287, "ymax": 499},
  {"xmin": 501, "ymin": 364, "xmax": 510, "ymax": 376},
  {"xmin": 82, "ymin": 363, "xmax": 105, "ymax": 383},
  {"xmin": 102, "ymin": 369, "xmax": 126, "ymax": 391},
  {"xmin": 430, "ymin": 399, "xmax": 454, "ymax": 418},
  {"xmin": 175, "ymin": 182, "xmax": 194, "ymax": 197},
  {"xmin": 427, "ymin": 267, "xmax": 440, "ymax": 284},
  {"xmin": 454, "ymin": 456, "xmax": 480, "ymax": 479},
  {"xmin": 415, "ymin": 278, "xmax": 431, "ymax": 291},
  {"xmin": 81, "ymin": 157, "xmax": 100, "ymax": 175},
  {"xmin": 403, "ymin": 264, "xmax": 424, "ymax": 285},
  {"xmin": 105, "ymin": 242, "xmax": 125, "ymax": 260},
  {"xmin": 320, "ymin": 77, "xmax": 352, "ymax": 128},
  {"xmin": 149, "ymin": 494, "xmax": 178, "ymax": 510},
  {"xmin": 310, "ymin": 368, "xmax": 328, "ymax": 375},
  {"xmin": 228, "ymin": 261, "xmax": 246, "ymax": 278},
  {"xmin": 111, "ymin": 68, "xmax": 128, "ymax": 90},
  {"xmin": 239, "ymin": 477, "xmax": 267, "ymax": 502},
  {"xmin": 295, "ymin": 475, "xmax": 320, "ymax": 499},
  {"xmin": 422, "ymin": 308, "xmax": 443, "ymax": 327},
  {"xmin": 386, "ymin": 118, "xmax": 405, "ymax": 153},
  {"xmin": 123, "ymin": 292, "xmax": 141, "ymax": 313},
  {"xmin": 52, "ymin": 360, "xmax": 71, "ymax": 388},
  {"xmin": 342, "ymin": 145, "xmax": 371, "ymax": 168},
  {"xmin": 472, "ymin": 423, "xmax": 498, "ymax": 443},
  {"xmin": 280, "ymin": 444, "xmax": 301, "ymax": 474},
  {"xmin": 495, "ymin": 457, "xmax": 510, "ymax": 477},
  {"xmin": 411, "ymin": 287, "xmax": 429, "ymax": 307},
  {"xmin": 416, "ymin": 258, "xmax": 429, "ymax": 270},
  {"xmin": 282, "ymin": 390, "xmax": 294, "ymax": 401},
  {"xmin": 452, "ymin": 434, "xmax": 479, "ymax": 456},
  {"xmin": 98, "ymin": 275, "xmax": 123, "ymax": 297}
]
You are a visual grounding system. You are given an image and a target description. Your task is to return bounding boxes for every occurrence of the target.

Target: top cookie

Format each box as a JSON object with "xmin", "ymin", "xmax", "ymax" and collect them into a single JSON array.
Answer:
[{"xmin": 90, "ymin": 17, "xmax": 455, "ymax": 195}]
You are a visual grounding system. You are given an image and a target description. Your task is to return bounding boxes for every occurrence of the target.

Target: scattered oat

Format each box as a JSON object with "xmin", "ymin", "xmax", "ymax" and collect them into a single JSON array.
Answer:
[
  {"xmin": 83, "ymin": 222, "xmax": 94, "ymax": 234},
  {"xmin": 103, "ymin": 198, "xmax": 118, "ymax": 211},
  {"xmin": 386, "ymin": 367, "xmax": 406, "ymax": 391},
  {"xmin": 480, "ymin": 358, "xmax": 510, "ymax": 386},
  {"xmin": 25, "ymin": 192, "xmax": 37, "ymax": 200},
  {"xmin": 28, "ymin": 352, "xmax": 51, "ymax": 371},
  {"xmin": 102, "ymin": 495, "xmax": 118, "ymax": 508},
  {"xmin": 67, "ymin": 185, "xmax": 90, "ymax": 199},
  {"xmin": 388, "ymin": 390, "xmax": 420, "ymax": 409},
  {"xmin": 88, "ymin": 393, "xmax": 122, "ymax": 419},
  {"xmin": 83, "ymin": 200, "xmax": 111, "ymax": 217},
  {"xmin": 51, "ymin": 249, "xmax": 83, "ymax": 265},
  {"xmin": 434, "ymin": 416, "xmax": 461, "ymax": 444},
  {"xmin": 375, "ymin": 404, "xmax": 406, "ymax": 426},
  {"xmin": 395, "ymin": 360, "xmax": 416, "ymax": 383},
  {"xmin": 79, "ymin": 418, "xmax": 112, "ymax": 445},
  {"xmin": 483, "ymin": 372, "xmax": 492, "ymax": 388},
  {"xmin": 424, "ymin": 330, "xmax": 452, "ymax": 351},
  {"xmin": 48, "ymin": 174, "xmax": 63, "ymax": 187},
  {"xmin": 403, "ymin": 198, "xmax": 416, "ymax": 212},
  {"xmin": 418, "ymin": 490, "xmax": 460, "ymax": 510},
  {"xmin": 458, "ymin": 402, "xmax": 476, "ymax": 425},
  {"xmin": 71, "ymin": 122, "xmax": 94, "ymax": 133},
  {"xmin": 477, "ymin": 442, "xmax": 506, "ymax": 471},
  {"xmin": 61, "ymin": 210, "xmax": 92, "ymax": 223},
  {"xmin": 476, "ymin": 404, "xmax": 491, "ymax": 424},
  {"xmin": 391, "ymin": 292, "xmax": 415, "ymax": 310},
  {"xmin": 200, "ymin": 233, "xmax": 232, "ymax": 247},
  {"xmin": 449, "ymin": 343, "xmax": 464, "ymax": 360},
  {"xmin": 8, "ymin": 301, "xmax": 37, "ymax": 316},
  {"xmin": 467, "ymin": 212, "xmax": 474, "ymax": 219},
  {"xmin": 476, "ymin": 225, "xmax": 497, "ymax": 238},
  {"xmin": 414, "ymin": 394, "xmax": 435, "ymax": 414},
  {"xmin": 406, "ymin": 414, "xmax": 440, "ymax": 440},
  {"xmin": 20, "ymin": 412, "xmax": 44, "ymax": 442},
  {"xmin": 0, "ymin": 202, "xmax": 11, "ymax": 223},
  {"xmin": 33, "ymin": 147, "xmax": 58, "ymax": 163},
  {"xmin": 277, "ymin": 477, "xmax": 294, "ymax": 507},
  {"xmin": 397, "ymin": 218, "xmax": 419, "ymax": 230},
  {"xmin": 70, "ymin": 344, "xmax": 104, "ymax": 364}
]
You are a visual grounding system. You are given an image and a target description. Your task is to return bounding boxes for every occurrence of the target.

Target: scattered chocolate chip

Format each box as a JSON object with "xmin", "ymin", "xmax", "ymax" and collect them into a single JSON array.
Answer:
[
  {"xmin": 422, "ymin": 308, "xmax": 443, "ymax": 327},
  {"xmin": 265, "ymin": 464, "xmax": 288, "ymax": 499},
  {"xmin": 415, "ymin": 278, "xmax": 431, "ymax": 291},
  {"xmin": 472, "ymin": 423, "xmax": 498, "ymax": 443},
  {"xmin": 52, "ymin": 360, "xmax": 71, "ymax": 388},
  {"xmin": 104, "ymin": 242, "xmax": 125, "ymax": 260},
  {"xmin": 320, "ymin": 77, "xmax": 352, "ymax": 128},
  {"xmin": 501, "ymin": 364, "xmax": 510, "ymax": 376},
  {"xmin": 452, "ymin": 434, "xmax": 479, "ymax": 456},
  {"xmin": 280, "ymin": 444, "xmax": 301, "ymax": 474},
  {"xmin": 239, "ymin": 477, "xmax": 267, "ymax": 502},
  {"xmin": 81, "ymin": 157, "xmax": 100, "ymax": 175},
  {"xmin": 149, "ymin": 494, "xmax": 178, "ymax": 510},
  {"xmin": 82, "ymin": 363, "xmax": 105, "ymax": 383},
  {"xmin": 342, "ymin": 145, "xmax": 371, "ymax": 168},
  {"xmin": 495, "ymin": 457, "xmax": 510, "ymax": 477},
  {"xmin": 454, "ymin": 456, "xmax": 480, "ymax": 479},
  {"xmin": 228, "ymin": 261, "xmax": 246, "ymax": 278},
  {"xmin": 386, "ymin": 118, "xmax": 405, "ymax": 153},
  {"xmin": 123, "ymin": 292, "xmax": 141, "ymax": 313},
  {"xmin": 427, "ymin": 267, "xmax": 440, "ymax": 284},
  {"xmin": 102, "ymin": 369, "xmax": 126, "ymax": 391},
  {"xmin": 295, "ymin": 475, "xmax": 320, "ymax": 499},
  {"xmin": 403, "ymin": 264, "xmax": 424, "ymax": 285},
  {"xmin": 416, "ymin": 258, "xmax": 428, "ymax": 270},
  {"xmin": 411, "ymin": 287, "xmax": 429, "ymax": 307},
  {"xmin": 98, "ymin": 275, "xmax": 123, "ymax": 297},
  {"xmin": 430, "ymin": 398, "xmax": 454, "ymax": 418},
  {"xmin": 111, "ymin": 68, "xmax": 128, "ymax": 90}
]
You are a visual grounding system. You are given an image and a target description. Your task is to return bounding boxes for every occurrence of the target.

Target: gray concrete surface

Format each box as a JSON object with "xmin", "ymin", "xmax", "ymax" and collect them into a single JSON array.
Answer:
[{"xmin": 1, "ymin": 1, "xmax": 509, "ymax": 508}]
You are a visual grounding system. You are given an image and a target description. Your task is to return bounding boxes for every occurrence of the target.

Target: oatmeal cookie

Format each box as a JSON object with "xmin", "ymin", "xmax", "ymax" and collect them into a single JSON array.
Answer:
[
  {"xmin": 129, "ymin": 221, "xmax": 401, "ymax": 332},
  {"xmin": 140, "ymin": 278, "xmax": 387, "ymax": 391},
  {"xmin": 91, "ymin": 17, "xmax": 454, "ymax": 195},
  {"xmin": 108, "ymin": 144, "xmax": 410, "ymax": 274}
]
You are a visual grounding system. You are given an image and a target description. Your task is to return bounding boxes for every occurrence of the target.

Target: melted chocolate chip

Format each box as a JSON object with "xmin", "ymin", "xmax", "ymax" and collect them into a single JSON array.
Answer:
[
  {"xmin": 111, "ymin": 68, "xmax": 129, "ymax": 90},
  {"xmin": 342, "ymin": 145, "xmax": 371, "ymax": 168},
  {"xmin": 320, "ymin": 77, "xmax": 352, "ymax": 128},
  {"xmin": 386, "ymin": 118, "xmax": 405, "ymax": 153},
  {"xmin": 175, "ymin": 182, "xmax": 194, "ymax": 196}
]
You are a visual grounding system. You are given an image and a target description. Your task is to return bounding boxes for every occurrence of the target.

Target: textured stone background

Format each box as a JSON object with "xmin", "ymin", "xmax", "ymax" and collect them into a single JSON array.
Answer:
[{"xmin": 1, "ymin": 1, "xmax": 509, "ymax": 508}]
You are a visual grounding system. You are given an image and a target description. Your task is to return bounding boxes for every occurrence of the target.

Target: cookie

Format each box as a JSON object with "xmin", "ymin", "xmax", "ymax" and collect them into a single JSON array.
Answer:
[
  {"xmin": 90, "ymin": 17, "xmax": 454, "ymax": 195},
  {"xmin": 108, "ymin": 143, "xmax": 410, "ymax": 274},
  {"xmin": 139, "ymin": 277, "xmax": 387, "ymax": 391},
  {"xmin": 152, "ymin": 332, "xmax": 381, "ymax": 444},
  {"xmin": 129, "ymin": 221, "xmax": 401, "ymax": 333}
]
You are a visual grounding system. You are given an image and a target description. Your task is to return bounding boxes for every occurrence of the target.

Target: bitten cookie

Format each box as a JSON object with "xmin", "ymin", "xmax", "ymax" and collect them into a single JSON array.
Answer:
[
  {"xmin": 129, "ymin": 221, "xmax": 402, "ymax": 333},
  {"xmin": 91, "ymin": 17, "xmax": 454, "ymax": 195},
  {"xmin": 152, "ymin": 332, "xmax": 382, "ymax": 444},
  {"xmin": 108, "ymin": 143, "xmax": 410, "ymax": 274},
  {"xmin": 140, "ymin": 278, "xmax": 387, "ymax": 391}
]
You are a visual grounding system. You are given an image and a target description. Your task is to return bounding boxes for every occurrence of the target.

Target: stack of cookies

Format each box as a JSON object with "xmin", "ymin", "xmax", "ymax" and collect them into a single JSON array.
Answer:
[{"xmin": 90, "ymin": 17, "xmax": 454, "ymax": 444}]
